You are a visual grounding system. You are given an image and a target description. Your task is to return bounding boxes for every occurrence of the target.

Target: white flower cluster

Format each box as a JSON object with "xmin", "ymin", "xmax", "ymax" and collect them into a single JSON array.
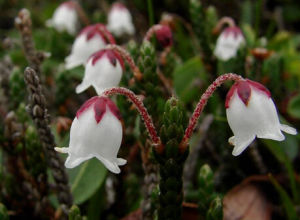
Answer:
[{"xmin": 51, "ymin": 3, "xmax": 297, "ymax": 174}]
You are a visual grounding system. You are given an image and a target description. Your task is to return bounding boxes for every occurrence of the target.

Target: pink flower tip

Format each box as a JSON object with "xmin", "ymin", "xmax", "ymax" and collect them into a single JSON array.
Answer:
[
  {"xmin": 61, "ymin": 1, "xmax": 76, "ymax": 9},
  {"xmin": 225, "ymin": 79, "xmax": 271, "ymax": 108},
  {"xmin": 111, "ymin": 2, "xmax": 127, "ymax": 10},
  {"xmin": 89, "ymin": 49, "xmax": 124, "ymax": 69},
  {"xmin": 76, "ymin": 96, "xmax": 121, "ymax": 123},
  {"xmin": 223, "ymin": 26, "xmax": 243, "ymax": 38},
  {"xmin": 79, "ymin": 23, "xmax": 108, "ymax": 42}
]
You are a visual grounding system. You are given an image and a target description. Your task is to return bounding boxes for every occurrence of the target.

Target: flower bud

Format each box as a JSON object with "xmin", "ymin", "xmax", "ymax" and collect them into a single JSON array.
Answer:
[
  {"xmin": 214, "ymin": 26, "xmax": 245, "ymax": 61},
  {"xmin": 155, "ymin": 25, "xmax": 173, "ymax": 48},
  {"xmin": 46, "ymin": 1, "xmax": 79, "ymax": 35},
  {"xmin": 76, "ymin": 49, "xmax": 124, "ymax": 95},
  {"xmin": 107, "ymin": 3, "xmax": 135, "ymax": 37},
  {"xmin": 65, "ymin": 24, "xmax": 110, "ymax": 69},
  {"xmin": 55, "ymin": 96, "xmax": 126, "ymax": 174},
  {"xmin": 225, "ymin": 79, "xmax": 297, "ymax": 156}
]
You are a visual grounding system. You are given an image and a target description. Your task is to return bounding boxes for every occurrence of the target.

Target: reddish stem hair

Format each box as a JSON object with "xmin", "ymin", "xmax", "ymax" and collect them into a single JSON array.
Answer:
[
  {"xmin": 144, "ymin": 24, "xmax": 160, "ymax": 42},
  {"xmin": 213, "ymin": 16, "xmax": 236, "ymax": 35},
  {"xmin": 102, "ymin": 87, "xmax": 161, "ymax": 147},
  {"xmin": 97, "ymin": 26, "xmax": 116, "ymax": 45}
]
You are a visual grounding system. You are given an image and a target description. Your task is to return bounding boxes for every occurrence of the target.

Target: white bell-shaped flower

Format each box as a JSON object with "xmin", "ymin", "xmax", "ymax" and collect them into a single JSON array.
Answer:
[
  {"xmin": 65, "ymin": 24, "xmax": 109, "ymax": 69},
  {"xmin": 214, "ymin": 26, "xmax": 245, "ymax": 61},
  {"xmin": 107, "ymin": 2, "xmax": 135, "ymax": 37},
  {"xmin": 226, "ymin": 79, "xmax": 297, "ymax": 156},
  {"xmin": 46, "ymin": 1, "xmax": 79, "ymax": 35},
  {"xmin": 76, "ymin": 49, "xmax": 124, "ymax": 95},
  {"xmin": 55, "ymin": 96, "xmax": 126, "ymax": 174}
]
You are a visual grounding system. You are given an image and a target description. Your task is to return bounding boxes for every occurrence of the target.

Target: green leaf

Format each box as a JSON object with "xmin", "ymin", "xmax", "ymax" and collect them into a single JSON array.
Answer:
[
  {"xmin": 69, "ymin": 205, "xmax": 84, "ymax": 220},
  {"xmin": 173, "ymin": 56, "xmax": 207, "ymax": 103},
  {"xmin": 0, "ymin": 203, "xmax": 9, "ymax": 220},
  {"xmin": 206, "ymin": 196, "xmax": 223, "ymax": 220},
  {"xmin": 269, "ymin": 174, "xmax": 298, "ymax": 220},
  {"xmin": 241, "ymin": 0, "xmax": 253, "ymax": 25},
  {"xmin": 283, "ymin": 134, "xmax": 299, "ymax": 161},
  {"xmin": 87, "ymin": 186, "xmax": 105, "ymax": 220},
  {"xmin": 68, "ymin": 158, "xmax": 107, "ymax": 205},
  {"xmin": 262, "ymin": 139, "xmax": 299, "ymax": 202},
  {"xmin": 241, "ymin": 24, "xmax": 256, "ymax": 47},
  {"xmin": 288, "ymin": 93, "xmax": 300, "ymax": 119},
  {"xmin": 268, "ymin": 31, "xmax": 292, "ymax": 52}
]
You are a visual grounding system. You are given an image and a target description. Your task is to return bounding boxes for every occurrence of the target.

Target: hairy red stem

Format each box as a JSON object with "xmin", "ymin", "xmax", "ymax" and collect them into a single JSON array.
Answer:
[
  {"xmin": 73, "ymin": 2, "xmax": 90, "ymax": 26},
  {"xmin": 181, "ymin": 73, "xmax": 243, "ymax": 150},
  {"xmin": 98, "ymin": 26, "xmax": 116, "ymax": 45},
  {"xmin": 103, "ymin": 87, "xmax": 160, "ymax": 145},
  {"xmin": 144, "ymin": 24, "xmax": 163, "ymax": 42},
  {"xmin": 213, "ymin": 16, "xmax": 236, "ymax": 34}
]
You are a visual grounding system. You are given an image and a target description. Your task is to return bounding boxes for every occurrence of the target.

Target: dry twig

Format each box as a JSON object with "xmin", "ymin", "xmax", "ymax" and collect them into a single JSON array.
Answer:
[
  {"xmin": 15, "ymin": 9, "xmax": 47, "ymax": 76},
  {"xmin": 24, "ymin": 67, "xmax": 73, "ymax": 215},
  {"xmin": 4, "ymin": 112, "xmax": 54, "ymax": 217},
  {"xmin": 0, "ymin": 56, "xmax": 13, "ymax": 116}
]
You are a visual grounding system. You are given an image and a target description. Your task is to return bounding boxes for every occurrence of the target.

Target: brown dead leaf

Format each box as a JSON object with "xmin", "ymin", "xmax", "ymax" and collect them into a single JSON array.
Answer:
[{"xmin": 223, "ymin": 183, "xmax": 271, "ymax": 220}]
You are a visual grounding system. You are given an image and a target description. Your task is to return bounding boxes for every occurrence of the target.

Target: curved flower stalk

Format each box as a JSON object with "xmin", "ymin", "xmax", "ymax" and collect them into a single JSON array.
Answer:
[
  {"xmin": 212, "ymin": 16, "xmax": 236, "ymax": 35},
  {"xmin": 65, "ymin": 24, "xmax": 115, "ymax": 69},
  {"xmin": 102, "ymin": 87, "xmax": 161, "ymax": 147},
  {"xmin": 144, "ymin": 24, "xmax": 173, "ymax": 48},
  {"xmin": 181, "ymin": 74, "xmax": 297, "ymax": 156},
  {"xmin": 107, "ymin": 2, "xmax": 135, "ymax": 37},
  {"xmin": 213, "ymin": 17, "xmax": 245, "ymax": 61},
  {"xmin": 55, "ymin": 87, "xmax": 161, "ymax": 173},
  {"xmin": 46, "ymin": 1, "xmax": 79, "ymax": 35},
  {"xmin": 76, "ymin": 49, "xmax": 124, "ymax": 95}
]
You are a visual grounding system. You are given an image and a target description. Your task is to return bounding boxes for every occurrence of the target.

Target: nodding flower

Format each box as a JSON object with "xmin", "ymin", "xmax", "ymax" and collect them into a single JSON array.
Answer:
[
  {"xmin": 65, "ymin": 24, "xmax": 113, "ymax": 69},
  {"xmin": 107, "ymin": 2, "xmax": 135, "ymax": 37},
  {"xmin": 55, "ymin": 96, "xmax": 126, "ymax": 174},
  {"xmin": 46, "ymin": 1, "xmax": 79, "ymax": 35},
  {"xmin": 144, "ymin": 24, "xmax": 173, "ymax": 48},
  {"xmin": 214, "ymin": 26, "xmax": 245, "ymax": 61},
  {"xmin": 154, "ymin": 25, "xmax": 173, "ymax": 48},
  {"xmin": 225, "ymin": 79, "xmax": 297, "ymax": 156},
  {"xmin": 76, "ymin": 49, "xmax": 124, "ymax": 95}
]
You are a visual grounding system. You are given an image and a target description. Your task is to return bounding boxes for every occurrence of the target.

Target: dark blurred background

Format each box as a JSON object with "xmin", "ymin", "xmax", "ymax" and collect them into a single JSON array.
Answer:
[{"xmin": 1, "ymin": 0, "xmax": 300, "ymax": 35}]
